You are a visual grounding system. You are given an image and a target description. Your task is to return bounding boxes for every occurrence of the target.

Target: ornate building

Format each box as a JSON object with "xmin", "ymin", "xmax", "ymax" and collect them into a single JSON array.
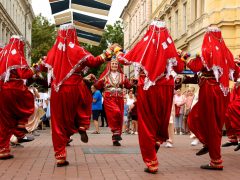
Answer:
[
  {"xmin": 0, "ymin": 0, "xmax": 34, "ymax": 62},
  {"xmin": 121, "ymin": 0, "xmax": 152, "ymax": 77},
  {"xmin": 152, "ymin": 0, "xmax": 240, "ymax": 57}
]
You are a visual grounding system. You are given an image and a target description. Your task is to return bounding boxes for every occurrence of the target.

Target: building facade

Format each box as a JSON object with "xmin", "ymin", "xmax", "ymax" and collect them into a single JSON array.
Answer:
[
  {"xmin": 152, "ymin": 0, "xmax": 240, "ymax": 57},
  {"xmin": 121, "ymin": 0, "xmax": 152, "ymax": 77},
  {"xmin": 0, "ymin": 0, "xmax": 34, "ymax": 62}
]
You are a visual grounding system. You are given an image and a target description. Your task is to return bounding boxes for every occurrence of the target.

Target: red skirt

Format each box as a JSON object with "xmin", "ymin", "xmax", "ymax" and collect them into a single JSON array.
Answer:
[
  {"xmin": 103, "ymin": 92, "xmax": 124, "ymax": 136},
  {"xmin": 137, "ymin": 82, "xmax": 173, "ymax": 169},
  {"xmin": 51, "ymin": 80, "xmax": 92, "ymax": 160},
  {"xmin": 0, "ymin": 83, "xmax": 34, "ymax": 155},
  {"xmin": 226, "ymin": 99, "xmax": 240, "ymax": 137},
  {"xmin": 188, "ymin": 78, "xmax": 229, "ymax": 161}
]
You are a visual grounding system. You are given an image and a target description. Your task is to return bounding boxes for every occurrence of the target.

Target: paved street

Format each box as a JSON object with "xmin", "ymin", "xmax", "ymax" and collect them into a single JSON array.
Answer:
[{"xmin": 0, "ymin": 126, "xmax": 239, "ymax": 180}]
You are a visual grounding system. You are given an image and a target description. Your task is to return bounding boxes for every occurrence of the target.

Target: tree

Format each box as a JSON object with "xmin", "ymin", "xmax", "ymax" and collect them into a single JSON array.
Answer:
[
  {"xmin": 31, "ymin": 15, "xmax": 56, "ymax": 64},
  {"xmin": 81, "ymin": 20, "xmax": 124, "ymax": 77},
  {"xmin": 103, "ymin": 20, "xmax": 124, "ymax": 47}
]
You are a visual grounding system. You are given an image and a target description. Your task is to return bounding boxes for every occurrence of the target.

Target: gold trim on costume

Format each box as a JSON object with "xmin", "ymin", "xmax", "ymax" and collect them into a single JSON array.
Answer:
[
  {"xmin": 0, "ymin": 153, "xmax": 10, "ymax": 157},
  {"xmin": 56, "ymin": 159, "xmax": 66, "ymax": 164},
  {"xmin": 146, "ymin": 160, "xmax": 158, "ymax": 166}
]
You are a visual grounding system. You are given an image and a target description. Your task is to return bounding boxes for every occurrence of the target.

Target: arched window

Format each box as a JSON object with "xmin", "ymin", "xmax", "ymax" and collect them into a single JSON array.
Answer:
[{"xmin": 175, "ymin": 10, "xmax": 178, "ymax": 38}]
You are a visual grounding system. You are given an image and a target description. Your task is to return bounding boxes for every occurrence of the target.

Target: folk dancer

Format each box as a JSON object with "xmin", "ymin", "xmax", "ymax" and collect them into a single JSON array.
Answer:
[
  {"xmin": 0, "ymin": 35, "xmax": 34, "ymax": 159},
  {"xmin": 224, "ymin": 58, "xmax": 240, "ymax": 151},
  {"xmin": 42, "ymin": 24, "xmax": 110, "ymax": 167},
  {"xmin": 94, "ymin": 58, "xmax": 133, "ymax": 146},
  {"xmin": 115, "ymin": 20, "xmax": 185, "ymax": 173},
  {"xmin": 187, "ymin": 27, "xmax": 238, "ymax": 170}
]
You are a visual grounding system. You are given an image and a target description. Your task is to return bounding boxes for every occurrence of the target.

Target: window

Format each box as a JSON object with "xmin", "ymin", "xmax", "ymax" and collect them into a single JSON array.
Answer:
[
  {"xmin": 183, "ymin": 2, "xmax": 187, "ymax": 33},
  {"xmin": 131, "ymin": 18, "xmax": 134, "ymax": 38},
  {"xmin": 201, "ymin": 0, "xmax": 205, "ymax": 15},
  {"xmin": 168, "ymin": 16, "xmax": 171, "ymax": 33},
  {"xmin": 139, "ymin": 10, "xmax": 141, "ymax": 26},
  {"xmin": 143, "ymin": 1, "xmax": 146, "ymax": 21},
  {"xmin": 175, "ymin": 10, "xmax": 178, "ymax": 38},
  {"xmin": 13, "ymin": 4, "xmax": 15, "ymax": 22},
  {"xmin": 129, "ymin": 19, "xmax": 132, "ymax": 41},
  {"xmin": 195, "ymin": 0, "xmax": 197, "ymax": 19},
  {"xmin": 191, "ymin": 0, "xmax": 198, "ymax": 20},
  {"xmin": 136, "ymin": 13, "xmax": 138, "ymax": 33}
]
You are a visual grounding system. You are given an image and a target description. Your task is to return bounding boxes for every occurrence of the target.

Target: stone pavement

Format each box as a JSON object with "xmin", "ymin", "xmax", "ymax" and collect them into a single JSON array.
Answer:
[{"xmin": 0, "ymin": 126, "xmax": 239, "ymax": 180}]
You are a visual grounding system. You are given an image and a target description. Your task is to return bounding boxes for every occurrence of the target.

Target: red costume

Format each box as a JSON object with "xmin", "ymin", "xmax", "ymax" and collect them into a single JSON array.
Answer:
[
  {"xmin": 226, "ymin": 84, "xmax": 240, "ymax": 145},
  {"xmin": 94, "ymin": 62, "xmax": 132, "ymax": 145},
  {"xmin": 224, "ymin": 59, "xmax": 240, "ymax": 151},
  {"xmin": 117, "ymin": 20, "xmax": 184, "ymax": 173},
  {"xmin": 0, "ymin": 36, "xmax": 34, "ymax": 159},
  {"xmin": 43, "ymin": 24, "xmax": 105, "ymax": 166},
  {"xmin": 187, "ymin": 27, "xmax": 237, "ymax": 170},
  {"xmin": 223, "ymin": 60, "xmax": 240, "ymax": 149}
]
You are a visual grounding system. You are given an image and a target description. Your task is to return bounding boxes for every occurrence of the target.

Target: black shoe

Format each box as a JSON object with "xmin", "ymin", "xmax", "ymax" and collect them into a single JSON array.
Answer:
[
  {"xmin": 79, "ymin": 131, "xmax": 88, "ymax": 143},
  {"xmin": 234, "ymin": 143, "xmax": 240, "ymax": 151},
  {"xmin": 57, "ymin": 160, "xmax": 69, "ymax": 167},
  {"xmin": 11, "ymin": 143, "xmax": 24, "ymax": 148},
  {"xmin": 91, "ymin": 131, "xmax": 100, "ymax": 134},
  {"xmin": 113, "ymin": 141, "xmax": 121, "ymax": 146},
  {"xmin": 18, "ymin": 135, "xmax": 35, "ymax": 143},
  {"xmin": 66, "ymin": 139, "xmax": 73, "ymax": 146},
  {"xmin": 17, "ymin": 127, "xmax": 28, "ymax": 134},
  {"xmin": 0, "ymin": 154, "xmax": 14, "ymax": 160},
  {"xmin": 68, "ymin": 139, "xmax": 73, "ymax": 143},
  {"xmin": 196, "ymin": 147, "xmax": 208, "ymax": 156},
  {"xmin": 112, "ymin": 135, "xmax": 122, "ymax": 141},
  {"xmin": 200, "ymin": 164, "xmax": 223, "ymax": 170},
  {"xmin": 222, "ymin": 141, "xmax": 238, "ymax": 147},
  {"xmin": 144, "ymin": 168, "xmax": 158, "ymax": 174}
]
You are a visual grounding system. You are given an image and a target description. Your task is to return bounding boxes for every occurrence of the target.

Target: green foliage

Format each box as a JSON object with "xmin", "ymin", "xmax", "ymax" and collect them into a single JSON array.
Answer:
[
  {"xmin": 31, "ymin": 15, "xmax": 56, "ymax": 64},
  {"xmin": 81, "ymin": 20, "xmax": 124, "ymax": 78},
  {"xmin": 103, "ymin": 20, "xmax": 124, "ymax": 47}
]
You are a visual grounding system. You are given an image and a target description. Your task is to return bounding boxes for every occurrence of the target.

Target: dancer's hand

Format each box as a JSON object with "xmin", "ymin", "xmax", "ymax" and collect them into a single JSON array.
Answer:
[
  {"xmin": 111, "ymin": 43, "xmax": 122, "ymax": 54},
  {"xmin": 89, "ymin": 74, "xmax": 96, "ymax": 81},
  {"xmin": 84, "ymin": 74, "xmax": 96, "ymax": 82},
  {"xmin": 130, "ymin": 77, "xmax": 138, "ymax": 85}
]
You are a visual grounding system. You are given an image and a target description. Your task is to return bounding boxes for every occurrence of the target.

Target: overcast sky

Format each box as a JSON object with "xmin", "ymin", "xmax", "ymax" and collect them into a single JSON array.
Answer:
[{"xmin": 31, "ymin": 0, "xmax": 129, "ymax": 25}]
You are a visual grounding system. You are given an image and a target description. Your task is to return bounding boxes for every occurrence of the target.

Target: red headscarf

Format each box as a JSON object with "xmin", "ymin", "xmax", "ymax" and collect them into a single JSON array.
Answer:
[
  {"xmin": 44, "ymin": 23, "xmax": 92, "ymax": 92},
  {"xmin": 201, "ymin": 27, "xmax": 236, "ymax": 96},
  {"xmin": 121, "ymin": 20, "xmax": 180, "ymax": 90},
  {"xmin": 0, "ymin": 35, "xmax": 29, "ymax": 82},
  {"xmin": 98, "ymin": 60, "xmax": 124, "ymax": 81}
]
